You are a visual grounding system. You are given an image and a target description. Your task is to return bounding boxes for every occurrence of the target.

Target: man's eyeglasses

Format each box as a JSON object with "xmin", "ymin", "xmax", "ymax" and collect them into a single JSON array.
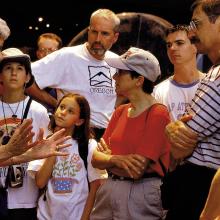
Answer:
[
  {"xmin": 188, "ymin": 19, "xmax": 201, "ymax": 31},
  {"xmin": 188, "ymin": 15, "xmax": 218, "ymax": 31},
  {"xmin": 38, "ymin": 47, "xmax": 57, "ymax": 53}
]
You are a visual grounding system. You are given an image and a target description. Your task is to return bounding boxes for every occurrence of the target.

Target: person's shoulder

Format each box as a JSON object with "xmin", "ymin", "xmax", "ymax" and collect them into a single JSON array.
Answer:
[
  {"xmin": 89, "ymin": 138, "xmax": 97, "ymax": 146},
  {"xmin": 153, "ymin": 77, "xmax": 171, "ymax": 96},
  {"xmin": 31, "ymin": 99, "xmax": 47, "ymax": 108},
  {"xmin": 31, "ymin": 46, "xmax": 82, "ymax": 66},
  {"xmin": 114, "ymin": 103, "xmax": 129, "ymax": 116},
  {"xmin": 58, "ymin": 45, "xmax": 83, "ymax": 54},
  {"xmin": 105, "ymin": 50, "xmax": 119, "ymax": 58},
  {"xmin": 206, "ymin": 65, "xmax": 220, "ymax": 81},
  {"xmin": 150, "ymin": 103, "xmax": 169, "ymax": 117},
  {"xmin": 30, "ymin": 99, "xmax": 48, "ymax": 114},
  {"xmin": 116, "ymin": 103, "xmax": 128, "ymax": 110},
  {"xmin": 155, "ymin": 77, "xmax": 171, "ymax": 88},
  {"xmin": 88, "ymin": 138, "xmax": 98, "ymax": 152}
]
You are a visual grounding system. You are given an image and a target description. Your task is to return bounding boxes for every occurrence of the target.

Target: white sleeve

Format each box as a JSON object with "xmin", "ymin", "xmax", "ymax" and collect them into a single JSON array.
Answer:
[
  {"xmin": 27, "ymin": 159, "xmax": 45, "ymax": 179},
  {"xmin": 87, "ymin": 139, "xmax": 108, "ymax": 183},
  {"xmin": 29, "ymin": 101, "xmax": 50, "ymax": 141},
  {"xmin": 31, "ymin": 48, "xmax": 70, "ymax": 89},
  {"xmin": 152, "ymin": 84, "xmax": 162, "ymax": 102}
]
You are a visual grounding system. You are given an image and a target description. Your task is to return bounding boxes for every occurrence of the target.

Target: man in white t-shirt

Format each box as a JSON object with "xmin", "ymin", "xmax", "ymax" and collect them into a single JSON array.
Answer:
[
  {"xmin": 153, "ymin": 24, "xmax": 204, "ymax": 122},
  {"xmin": 153, "ymin": 24, "xmax": 204, "ymax": 171},
  {"xmin": 26, "ymin": 9, "xmax": 122, "ymax": 140}
]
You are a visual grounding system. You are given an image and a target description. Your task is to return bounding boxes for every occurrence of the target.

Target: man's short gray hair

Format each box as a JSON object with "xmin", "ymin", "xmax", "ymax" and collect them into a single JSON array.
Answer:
[
  {"xmin": 0, "ymin": 18, "xmax": 10, "ymax": 40},
  {"xmin": 90, "ymin": 9, "xmax": 120, "ymax": 32}
]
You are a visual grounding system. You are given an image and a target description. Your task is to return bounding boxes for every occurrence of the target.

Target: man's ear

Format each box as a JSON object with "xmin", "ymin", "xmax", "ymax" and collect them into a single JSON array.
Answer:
[{"xmin": 113, "ymin": 32, "xmax": 119, "ymax": 44}]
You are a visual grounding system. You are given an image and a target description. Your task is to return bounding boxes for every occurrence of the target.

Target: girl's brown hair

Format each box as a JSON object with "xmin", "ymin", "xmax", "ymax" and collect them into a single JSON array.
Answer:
[{"xmin": 49, "ymin": 93, "xmax": 93, "ymax": 168}]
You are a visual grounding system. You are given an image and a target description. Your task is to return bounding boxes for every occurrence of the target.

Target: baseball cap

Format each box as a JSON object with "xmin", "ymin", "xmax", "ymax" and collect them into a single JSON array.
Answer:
[
  {"xmin": 105, "ymin": 47, "xmax": 161, "ymax": 82},
  {"xmin": 0, "ymin": 48, "xmax": 32, "ymax": 74}
]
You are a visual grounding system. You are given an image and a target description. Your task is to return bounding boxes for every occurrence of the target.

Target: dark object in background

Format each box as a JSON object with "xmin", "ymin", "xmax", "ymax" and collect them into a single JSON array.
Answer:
[{"xmin": 68, "ymin": 12, "xmax": 173, "ymax": 84}]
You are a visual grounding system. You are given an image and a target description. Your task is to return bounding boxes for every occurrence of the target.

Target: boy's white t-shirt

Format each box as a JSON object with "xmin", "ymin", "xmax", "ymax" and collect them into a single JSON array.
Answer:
[
  {"xmin": 153, "ymin": 77, "xmax": 201, "ymax": 121},
  {"xmin": 0, "ymin": 97, "xmax": 50, "ymax": 209},
  {"xmin": 28, "ymin": 138, "xmax": 107, "ymax": 220}
]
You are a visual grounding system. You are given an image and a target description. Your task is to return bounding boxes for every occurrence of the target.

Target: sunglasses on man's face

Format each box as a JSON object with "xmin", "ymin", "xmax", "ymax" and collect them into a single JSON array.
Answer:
[
  {"xmin": 188, "ymin": 15, "xmax": 218, "ymax": 31},
  {"xmin": 188, "ymin": 19, "xmax": 201, "ymax": 31}
]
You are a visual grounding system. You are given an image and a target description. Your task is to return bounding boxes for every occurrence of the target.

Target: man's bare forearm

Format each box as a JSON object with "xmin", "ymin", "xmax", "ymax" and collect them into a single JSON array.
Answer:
[
  {"xmin": 25, "ymin": 82, "xmax": 57, "ymax": 107},
  {"xmin": 0, "ymin": 154, "xmax": 31, "ymax": 166},
  {"xmin": 0, "ymin": 145, "xmax": 13, "ymax": 162}
]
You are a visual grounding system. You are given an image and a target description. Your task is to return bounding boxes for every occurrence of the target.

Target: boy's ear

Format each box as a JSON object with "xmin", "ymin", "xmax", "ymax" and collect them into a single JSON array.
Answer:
[
  {"xmin": 25, "ymin": 73, "xmax": 31, "ymax": 83},
  {"xmin": 75, "ymin": 118, "xmax": 85, "ymax": 126}
]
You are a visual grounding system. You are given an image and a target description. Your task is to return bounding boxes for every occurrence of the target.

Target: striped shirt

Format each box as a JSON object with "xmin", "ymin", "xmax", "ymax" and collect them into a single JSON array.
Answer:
[{"xmin": 186, "ymin": 65, "xmax": 220, "ymax": 169}]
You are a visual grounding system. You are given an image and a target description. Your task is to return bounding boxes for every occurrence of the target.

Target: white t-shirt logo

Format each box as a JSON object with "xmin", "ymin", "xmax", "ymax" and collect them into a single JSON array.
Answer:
[{"xmin": 89, "ymin": 66, "xmax": 113, "ymax": 87}]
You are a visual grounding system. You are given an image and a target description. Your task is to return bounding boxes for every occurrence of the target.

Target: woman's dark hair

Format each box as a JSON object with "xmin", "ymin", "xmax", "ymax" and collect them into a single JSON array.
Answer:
[
  {"xmin": 129, "ymin": 71, "xmax": 154, "ymax": 94},
  {"xmin": 49, "ymin": 93, "xmax": 92, "ymax": 169}
]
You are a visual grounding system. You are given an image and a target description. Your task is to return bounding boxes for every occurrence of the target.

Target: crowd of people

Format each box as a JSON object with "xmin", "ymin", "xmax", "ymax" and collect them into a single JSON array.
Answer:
[{"xmin": 0, "ymin": 0, "xmax": 220, "ymax": 219}]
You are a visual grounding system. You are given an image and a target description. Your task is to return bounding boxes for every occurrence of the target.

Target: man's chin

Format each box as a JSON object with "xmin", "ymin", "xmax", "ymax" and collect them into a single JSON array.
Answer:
[{"xmin": 91, "ymin": 48, "xmax": 105, "ymax": 55}]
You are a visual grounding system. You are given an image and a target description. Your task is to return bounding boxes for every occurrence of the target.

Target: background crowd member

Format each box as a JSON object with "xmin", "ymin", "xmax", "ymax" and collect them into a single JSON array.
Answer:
[
  {"xmin": 0, "ymin": 48, "xmax": 50, "ymax": 220},
  {"xmin": 90, "ymin": 47, "xmax": 170, "ymax": 220},
  {"xmin": 0, "ymin": 18, "xmax": 70, "ymax": 164},
  {"xmin": 36, "ymin": 32, "xmax": 62, "ymax": 60},
  {"xmin": 0, "ymin": 17, "xmax": 10, "ymax": 96},
  {"xmin": 28, "ymin": 93, "xmax": 107, "ymax": 220},
  {"xmin": 153, "ymin": 24, "xmax": 204, "ymax": 122},
  {"xmin": 0, "ymin": 18, "xmax": 10, "ymax": 52},
  {"xmin": 153, "ymin": 24, "xmax": 204, "ymax": 170},
  {"xmin": 165, "ymin": 0, "xmax": 220, "ymax": 219},
  {"xmin": 35, "ymin": 32, "xmax": 63, "ymax": 114},
  {"xmin": 25, "ymin": 9, "xmax": 124, "ymax": 140}
]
